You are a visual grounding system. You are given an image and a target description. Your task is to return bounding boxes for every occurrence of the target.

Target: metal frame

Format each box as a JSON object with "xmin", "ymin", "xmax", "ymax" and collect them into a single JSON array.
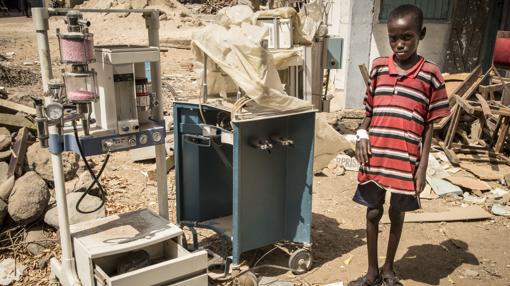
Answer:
[{"xmin": 32, "ymin": 7, "xmax": 169, "ymax": 286}]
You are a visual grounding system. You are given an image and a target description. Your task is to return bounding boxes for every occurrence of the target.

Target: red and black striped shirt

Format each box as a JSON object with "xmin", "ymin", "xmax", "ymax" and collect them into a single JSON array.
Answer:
[{"xmin": 358, "ymin": 55, "xmax": 450, "ymax": 195}]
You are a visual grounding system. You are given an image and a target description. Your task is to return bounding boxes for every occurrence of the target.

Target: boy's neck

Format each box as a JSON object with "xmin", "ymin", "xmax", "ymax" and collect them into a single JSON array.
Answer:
[{"xmin": 393, "ymin": 52, "xmax": 420, "ymax": 73}]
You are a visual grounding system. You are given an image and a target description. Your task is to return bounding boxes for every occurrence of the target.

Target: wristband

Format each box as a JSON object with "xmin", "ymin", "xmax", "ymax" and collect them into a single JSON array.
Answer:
[{"xmin": 356, "ymin": 129, "xmax": 369, "ymax": 141}]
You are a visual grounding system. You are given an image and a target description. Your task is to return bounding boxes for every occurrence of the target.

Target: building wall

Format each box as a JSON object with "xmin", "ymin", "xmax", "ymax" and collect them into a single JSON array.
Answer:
[{"xmin": 329, "ymin": 0, "xmax": 453, "ymax": 109}]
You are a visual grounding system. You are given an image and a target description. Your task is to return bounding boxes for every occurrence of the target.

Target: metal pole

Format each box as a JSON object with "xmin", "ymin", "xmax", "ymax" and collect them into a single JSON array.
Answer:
[
  {"xmin": 32, "ymin": 7, "xmax": 53, "ymax": 92},
  {"xmin": 145, "ymin": 11, "xmax": 169, "ymax": 220},
  {"xmin": 202, "ymin": 54, "xmax": 208, "ymax": 103},
  {"xmin": 51, "ymin": 152, "xmax": 82, "ymax": 286}
]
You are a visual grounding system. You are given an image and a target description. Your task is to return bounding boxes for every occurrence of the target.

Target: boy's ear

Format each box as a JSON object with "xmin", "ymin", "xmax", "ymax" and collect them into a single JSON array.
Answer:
[{"xmin": 420, "ymin": 27, "xmax": 426, "ymax": 40}]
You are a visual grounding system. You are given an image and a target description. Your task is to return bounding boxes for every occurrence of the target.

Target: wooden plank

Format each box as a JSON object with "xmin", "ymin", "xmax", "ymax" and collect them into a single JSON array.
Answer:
[
  {"xmin": 475, "ymin": 93, "xmax": 493, "ymax": 116},
  {"xmin": 479, "ymin": 83, "xmax": 504, "ymax": 94},
  {"xmin": 7, "ymin": 127, "xmax": 29, "ymax": 178},
  {"xmin": 495, "ymin": 116, "xmax": 510, "ymax": 153},
  {"xmin": 435, "ymin": 66, "xmax": 487, "ymax": 130},
  {"xmin": 0, "ymin": 113, "xmax": 35, "ymax": 131},
  {"xmin": 456, "ymin": 154, "xmax": 506, "ymax": 164},
  {"xmin": 445, "ymin": 107, "xmax": 461, "ymax": 148},
  {"xmin": 444, "ymin": 176, "xmax": 492, "ymax": 191},
  {"xmin": 0, "ymin": 98, "xmax": 36, "ymax": 115},
  {"xmin": 382, "ymin": 206, "xmax": 492, "ymax": 223},
  {"xmin": 453, "ymin": 94, "xmax": 475, "ymax": 114},
  {"xmin": 358, "ymin": 64, "xmax": 370, "ymax": 87},
  {"xmin": 438, "ymin": 141, "xmax": 460, "ymax": 166}
]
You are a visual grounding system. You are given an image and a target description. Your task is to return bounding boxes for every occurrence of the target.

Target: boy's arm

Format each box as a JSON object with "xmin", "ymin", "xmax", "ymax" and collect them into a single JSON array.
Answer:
[
  {"xmin": 415, "ymin": 122, "xmax": 433, "ymax": 194},
  {"xmin": 355, "ymin": 117, "xmax": 372, "ymax": 165}
]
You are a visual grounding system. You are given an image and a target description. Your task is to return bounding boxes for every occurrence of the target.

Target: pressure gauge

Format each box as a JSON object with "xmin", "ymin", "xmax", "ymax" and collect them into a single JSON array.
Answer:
[
  {"xmin": 139, "ymin": 134, "xmax": 148, "ymax": 145},
  {"xmin": 152, "ymin": 131, "xmax": 162, "ymax": 143},
  {"xmin": 46, "ymin": 103, "xmax": 64, "ymax": 120}
]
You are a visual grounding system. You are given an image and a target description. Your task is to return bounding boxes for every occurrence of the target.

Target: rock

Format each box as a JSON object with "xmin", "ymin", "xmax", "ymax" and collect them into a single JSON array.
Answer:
[
  {"xmin": 0, "ymin": 258, "xmax": 26, "ymax": 285},
  {"xmin": 0, "ymin": 127, "xmax": 10, "ymax": 151},
  {"xmin": 27, "ymin": 143, "xmax": 80, "ymax": 183},
  {"xmin": 342, "ymin": 109, "xmax": 366, "ymax": 119},
  {"xmin": 321, "ymin": 168, "xmax": 335, "ymax": 177},
  {"xmin": 491, "ymin": 204, "xmax": 510, "ymax": 217},
  {"xmin": 461, "ymin": 268, "xmax": 479, "ymax": 278},
  {"xmin": 0, "ymin": 87, "xmax": 7, "ymax": 98},
  {"xmin": 24, "ymin": 226, "xmax": 51, "ymax": 256},
  {"xmin": 0, "ymin": 176, "xmax": 14, "ymax": 202},
  {"xmin": 333, "ymin": 165, "xmax": 346, "ymax": 176},
  {"xmin": 0, "ymin": 199, "xmax": 6, "ymax": 229},
  {"xmin": 8, "ymin": 171, "xmax": 50, "ymax": 225},
  {"xmin": 74, "ymin": 171, "xmax": 94, "ymax": 192},
  {"xmin": 0, "ymin": 162, "xmax": 7, "ymax": 183},
  {"xmin": 22, "ymin": 61, "xmax": 33, "ymax": 66},
  {"xmin": 337, "ymin": 119, "xmax": 360, "ymax": 134},
  {"xmin": 44, "ymin": 192, "xmax": 105, "ymax": 229},
  {"xmin": 64, "ymin": 176, "xmax": 79, "ymax": 194}
]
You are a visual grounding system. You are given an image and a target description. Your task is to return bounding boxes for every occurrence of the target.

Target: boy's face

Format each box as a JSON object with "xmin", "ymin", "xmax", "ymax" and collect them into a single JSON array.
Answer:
[{"xmin": 387, "ymin": 15, "xmax": 426, "ymax": 62}]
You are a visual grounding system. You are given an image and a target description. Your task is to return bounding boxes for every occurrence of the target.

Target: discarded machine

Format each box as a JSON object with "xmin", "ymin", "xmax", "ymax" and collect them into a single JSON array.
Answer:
[
  {"xmin": 32, "ymin": 7, "xmax": 207, "ymax": 286},
  {"xmin": 174, "ymin": 24, "xmax": 316, "ymax": 281}
]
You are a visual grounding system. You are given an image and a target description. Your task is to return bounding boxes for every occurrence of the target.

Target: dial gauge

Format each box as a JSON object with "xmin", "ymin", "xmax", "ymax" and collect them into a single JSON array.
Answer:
[{"xmin": 46, "ymin": 103, "xmax": 64, "ymax": 120}]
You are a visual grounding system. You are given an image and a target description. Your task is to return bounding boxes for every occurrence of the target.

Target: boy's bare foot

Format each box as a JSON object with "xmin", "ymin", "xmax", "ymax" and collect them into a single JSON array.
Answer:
[
  {"xmin": 380, "ymin": 271, "xmax": 403, "ymax": 286},
  {"xmin": 348, "ymin": 274, "xmax": 382, "ymax": 286}
]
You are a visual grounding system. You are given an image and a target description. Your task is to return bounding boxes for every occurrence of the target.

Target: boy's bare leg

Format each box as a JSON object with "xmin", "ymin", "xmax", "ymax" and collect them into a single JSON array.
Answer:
[
  {"xmin": 381, "ymin": 207, "xmax": 405, "ymax": 275},
  {"xmin": 366, "ymin": 206, "xmax": 383, "ymax": 281}
]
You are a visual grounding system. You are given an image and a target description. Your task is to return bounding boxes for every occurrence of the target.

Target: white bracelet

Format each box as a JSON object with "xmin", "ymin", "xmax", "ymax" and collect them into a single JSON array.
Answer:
[{"xmin": 356, "ymin": 129, "xmax": 369, "ymax": 141}]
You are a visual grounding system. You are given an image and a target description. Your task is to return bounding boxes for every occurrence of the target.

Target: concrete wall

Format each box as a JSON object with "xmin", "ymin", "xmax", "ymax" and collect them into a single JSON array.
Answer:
[{"xmin": 328, "ymin": 0, "xmax": 375, "ymax": 110}]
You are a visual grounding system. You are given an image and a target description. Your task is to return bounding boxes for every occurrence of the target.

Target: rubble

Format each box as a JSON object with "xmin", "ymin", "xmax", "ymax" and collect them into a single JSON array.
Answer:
[
  {"xmin": 0, "ymin": 162, "xmax": 7, "ymax": 183},
  {"xmin": 44, "ymin": 192, "xmax": 106, "ymax": 229},
  {"xmin": 0, "ymin": 258, "xmax": 26, "ymax": 285},
  {"xmin": 0, "ymin": 127, "xmax": 10, "ymax": 151},
  {"xmin": 24, "ymin": 226, "xmax": 52, "ymax": 256},
  {"xmin": 0, "ymin": 199, "xmax": 6, "ymax": 229},
  {"xmin": 7, "ymin": 171, "xmax": 50, "ymax": 225},
  {"xmin": 27, "ymin": 143, "xmax": 80, "ymax": 183},
  {"xmin": 0, "ymin": 176, "xmax": 14, "ymax": 202}
]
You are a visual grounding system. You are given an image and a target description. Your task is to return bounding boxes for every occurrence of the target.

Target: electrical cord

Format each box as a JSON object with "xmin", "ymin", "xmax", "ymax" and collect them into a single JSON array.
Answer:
[{"xmin": 72, "ymin": 121, "xmax": 109, "ymax": 214}]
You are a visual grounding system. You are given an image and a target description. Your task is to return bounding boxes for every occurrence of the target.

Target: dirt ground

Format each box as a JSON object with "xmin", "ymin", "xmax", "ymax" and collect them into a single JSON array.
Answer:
[{"xmin": 1, "ymin": 11, "xmax": 510, "ymax": 286}]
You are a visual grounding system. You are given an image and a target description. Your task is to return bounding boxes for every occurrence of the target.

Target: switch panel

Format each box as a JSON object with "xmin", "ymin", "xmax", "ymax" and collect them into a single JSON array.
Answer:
[{"xmin": 326, "ymin": 36, "xmax": 344, "ymax": 69}]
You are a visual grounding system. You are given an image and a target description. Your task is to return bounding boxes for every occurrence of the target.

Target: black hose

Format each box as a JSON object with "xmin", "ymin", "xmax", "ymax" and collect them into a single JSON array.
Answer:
[{"xmin": 72, "ymin": 121, "xmax": 109, "ymax": 214}]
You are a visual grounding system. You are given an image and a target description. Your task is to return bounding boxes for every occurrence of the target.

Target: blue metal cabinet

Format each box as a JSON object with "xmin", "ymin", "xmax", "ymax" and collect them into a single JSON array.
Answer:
[{"xmin": 173, "ymin": 102, "xmax": 315, "ymax": 266}]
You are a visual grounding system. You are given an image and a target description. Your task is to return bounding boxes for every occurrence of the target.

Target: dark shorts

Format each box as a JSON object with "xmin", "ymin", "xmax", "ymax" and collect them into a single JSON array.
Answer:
[{"xmin": 352, "ymin": 181, "xmax": 421, "ymax": 212}]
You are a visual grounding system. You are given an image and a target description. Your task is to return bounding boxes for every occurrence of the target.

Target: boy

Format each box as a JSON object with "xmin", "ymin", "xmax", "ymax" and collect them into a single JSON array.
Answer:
[{"xmin": 349, "ymin": 4, "xmax": 450, "ymax": 286}]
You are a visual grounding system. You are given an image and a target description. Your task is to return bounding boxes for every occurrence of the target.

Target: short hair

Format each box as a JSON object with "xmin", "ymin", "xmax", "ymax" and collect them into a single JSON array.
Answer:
[{"xmin": 388, "ymin": 4, "xmax": 424, "ymax": 31}]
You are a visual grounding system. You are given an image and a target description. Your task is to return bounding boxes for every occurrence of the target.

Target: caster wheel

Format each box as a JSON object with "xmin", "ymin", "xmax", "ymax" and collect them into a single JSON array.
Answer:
[
  {"xmin": 237, "ymin": 271, "xmax": 258, "ymax": 286},
  {"xmin": 289, "ymin": 248, "xmax": 312, "ymax": 275}
]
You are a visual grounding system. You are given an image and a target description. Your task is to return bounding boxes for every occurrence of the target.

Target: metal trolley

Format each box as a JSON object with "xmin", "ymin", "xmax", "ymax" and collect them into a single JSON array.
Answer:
[{"xmin": 173, "ymin": 101, "xmax": 316, "ymax": 283}]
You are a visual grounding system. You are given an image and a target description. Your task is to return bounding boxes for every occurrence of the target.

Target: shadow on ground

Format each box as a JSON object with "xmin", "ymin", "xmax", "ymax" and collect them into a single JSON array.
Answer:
[
  {"xmin": 396, "ymin": 239, "xmax": 479, "ymax": 285},
  {"xmin": 242, "ymin": 212, "xmax": 367, "ymax": 277}
]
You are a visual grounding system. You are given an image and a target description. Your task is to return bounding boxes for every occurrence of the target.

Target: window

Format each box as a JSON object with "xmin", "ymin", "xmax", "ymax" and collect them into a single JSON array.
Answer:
[{"xmin": 379, "ymin": 0, "xmax": 452, "ymax": 21}]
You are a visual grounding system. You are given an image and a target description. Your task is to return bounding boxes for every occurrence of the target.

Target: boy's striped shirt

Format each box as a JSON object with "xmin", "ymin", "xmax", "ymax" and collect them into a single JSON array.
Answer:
[{"xmin": 358, "ymin": 55, "xmax": 450, "ymax": 195}]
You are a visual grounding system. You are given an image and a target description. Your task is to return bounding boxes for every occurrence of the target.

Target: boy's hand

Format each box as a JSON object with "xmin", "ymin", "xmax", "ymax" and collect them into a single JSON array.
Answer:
[
  {"xmin": 355, "ymin": 139, "xmax": 371, "ymax": 165},
  {"xmin": 415, "ymin": 166, "xmax": 427, "ymax": 195}
]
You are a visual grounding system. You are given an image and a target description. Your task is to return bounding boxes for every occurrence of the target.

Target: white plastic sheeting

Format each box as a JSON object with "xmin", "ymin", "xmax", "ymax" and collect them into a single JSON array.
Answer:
[{"xmin": 190, "ymin": 5, "xmax": 323, "ymax": 112}]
